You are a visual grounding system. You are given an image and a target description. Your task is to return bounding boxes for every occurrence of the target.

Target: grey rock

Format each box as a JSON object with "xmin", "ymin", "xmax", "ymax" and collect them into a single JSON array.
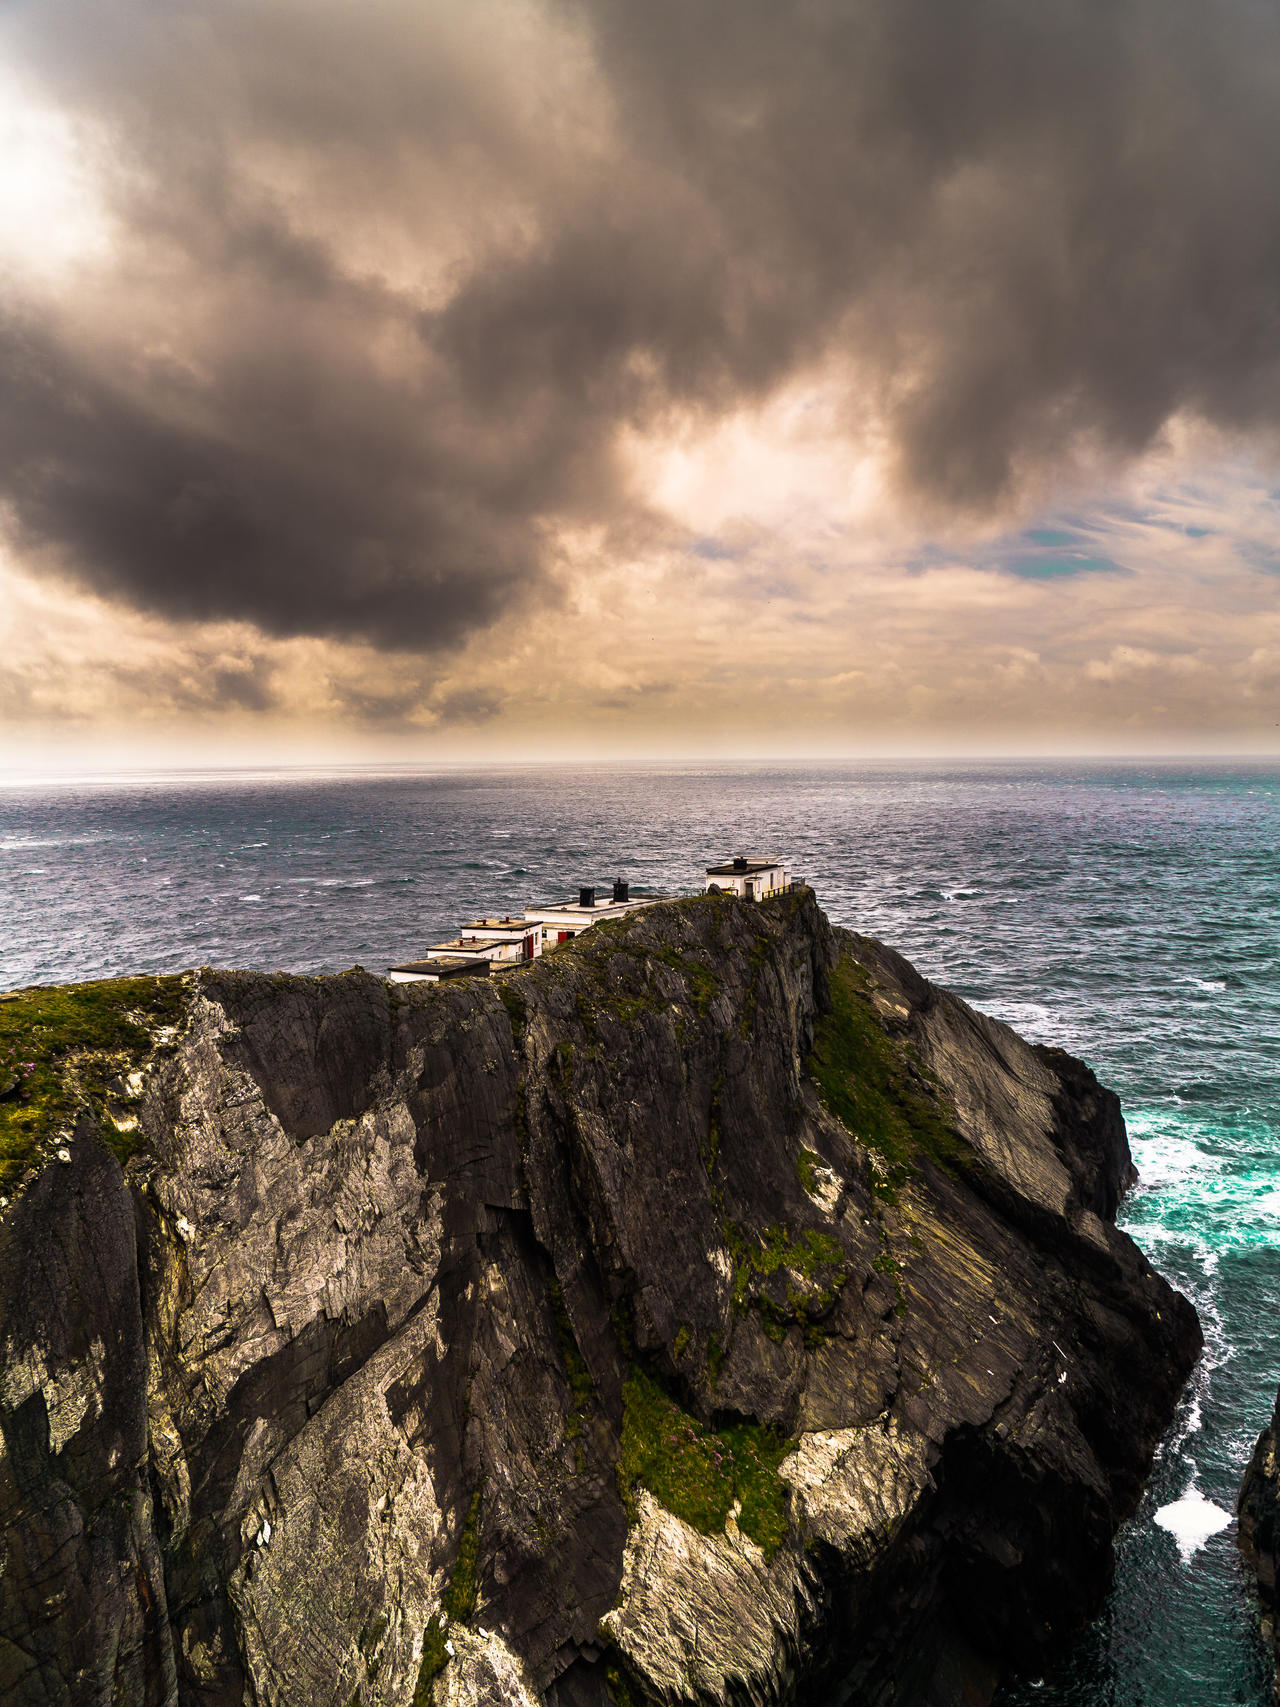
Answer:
[
  {"xmin": 0, "ymin": 891, "xmax": 1200, "ymax": 1706},
  {"xmin": 1239, "ymin": 1392, "xmax": 1280, "ymax": 1689}
]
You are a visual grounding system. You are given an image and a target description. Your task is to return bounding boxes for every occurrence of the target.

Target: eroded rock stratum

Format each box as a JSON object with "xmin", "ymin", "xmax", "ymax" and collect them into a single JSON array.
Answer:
[
  {"xmin": 1238, "ymin": 1393, "xmax": 1280, "ymax": 1690},
  {"xmin": 0, "ymin": 890, "xmax": 1201, "ymax": 1706}
]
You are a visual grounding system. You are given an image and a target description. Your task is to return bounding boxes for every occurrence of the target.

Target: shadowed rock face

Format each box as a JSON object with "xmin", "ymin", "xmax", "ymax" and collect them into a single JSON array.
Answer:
[
  {"xmin": 0, "ymin": 890, "xmax": 1200, "ymax": 1707},
  {"xmin": 1239, "ymin": 1400, "xmax": 1280, "ymax": 1686}
]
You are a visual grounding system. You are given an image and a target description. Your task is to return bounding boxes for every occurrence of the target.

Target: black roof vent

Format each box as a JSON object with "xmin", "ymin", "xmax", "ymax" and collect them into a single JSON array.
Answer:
[
  {"xmin": 612, "ymin": 878, "xmax": 629, "ymax": 903},
  {"xmin": 579, "ymin": 885, "xmax": 595, "ymax": 908},
  {"xmin": 732, "ymin": 855, "xmax": 748, "ymax": 871}
]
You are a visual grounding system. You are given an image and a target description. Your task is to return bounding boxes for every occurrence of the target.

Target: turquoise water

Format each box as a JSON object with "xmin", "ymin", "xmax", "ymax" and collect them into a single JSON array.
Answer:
[{"xmin": 3, "ymin": 759, "xmax": 1278, "ymax": 1699}]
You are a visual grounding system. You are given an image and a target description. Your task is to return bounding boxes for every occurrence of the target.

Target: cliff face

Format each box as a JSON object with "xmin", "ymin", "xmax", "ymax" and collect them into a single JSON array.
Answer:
[
  {"xmin": 0, "ymin": 890, "xmax": 1200, "ymax": 1707},
  {"xmin": 1239, "ymin": 1398, "xmax": 1280, "ymax": 1684}
]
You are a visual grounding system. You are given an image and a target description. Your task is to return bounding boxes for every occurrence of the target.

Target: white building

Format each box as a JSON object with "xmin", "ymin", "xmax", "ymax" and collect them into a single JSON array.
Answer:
[
  {"xmin": 704, "ymin": 856, "xmax": 790, "ymax": 900},
  {"xmin": 457, "ymin": 916, "xmax": 544, "ymax": 959},
  {"xmin": 420, "ymin": 929, "xmax": 537, "ymax": 967},
  {"xmin": 525, "ymin": 879, "xmax": 671, "ymax": 946},
  {"xmin": 387, "ymin": 955, "xmax": 495, "ymax": 985},
  {"xmin": 388, "ymin": 917, "xmax": 541, "ymax": 983}
]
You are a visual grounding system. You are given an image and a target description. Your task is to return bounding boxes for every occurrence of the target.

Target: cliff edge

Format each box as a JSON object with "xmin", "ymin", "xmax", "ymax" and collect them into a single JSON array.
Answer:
[
  {"xmin": 0, "ymin": 890, "xmax": 1200, "ymax": 1706},
  {"xmin": 1239, "ymin": 1396, "xmax": 1280, "ymax": 1687}
]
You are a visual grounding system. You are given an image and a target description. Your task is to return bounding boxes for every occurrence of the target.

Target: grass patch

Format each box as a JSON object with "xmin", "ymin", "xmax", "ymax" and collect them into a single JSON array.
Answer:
[
  {"xmin": 412, "ymin": 1620, "xmax": 447, "ymax": 1707},
  {"xmin": 722, "ymin": 1219, "xmax": 845, "ymax": 1316},
  {"xmin": 496, "ymin": 982, "xmax": 527, "ymax": 1050},
  {"xmin": 413, "ymin": 1490, "xmax": 482, "ymax": 1705},
  {"xmin": 0, "ymin": 975, "xmax": 186, "ymax": 1197},
  {"xmin": 796, "ymin": 1148, "xmax": 823, "ymax": 1195},
  {"xmin": 618, "ymin": 1370, "xmax": 790, "ymax": 1557},
  {"xmin": 610, "ymin": 990, "xmax": 670, "ymax": 1027},
  {"xmin": 644, "ymin": 947, "xmax": 719, "ymax": 1017},
  {"xmin": 574, "ymin": 988, "xmax": 598, "ymax": 1038},
  {"xmin": 595, "ymin": 943, "xmax": 719, "ymax": 1020},
  {"xmin": 443, "ymin": 1492, "xmax": 481, "ymax": 1624},
  {"xmin": 806, "ymin": 954, "xmax": 963, "ymax": 1192},
  {"xmin": 707, "ymin": 1335, "xmax": 725, "ymax": 1385}
]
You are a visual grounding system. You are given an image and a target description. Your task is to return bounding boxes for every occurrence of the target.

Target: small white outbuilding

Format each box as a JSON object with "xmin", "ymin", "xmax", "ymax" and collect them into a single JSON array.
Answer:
[{"xmin": 704, "ymin": 856, "xmax": 790, "ymax": 901}]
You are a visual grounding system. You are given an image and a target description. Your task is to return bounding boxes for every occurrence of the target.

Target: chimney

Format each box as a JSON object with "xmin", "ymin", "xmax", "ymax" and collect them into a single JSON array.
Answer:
[
  {"xmin": 579, "ymin": 885, "xmax": 595, "ymax": 908},
  {"xmin": 732, "ymin": 855, "xmax": 748, "ymax": 871},
  {"xmin": 612, "ymin": 878, "xmax": 629, "ymax": 903}
]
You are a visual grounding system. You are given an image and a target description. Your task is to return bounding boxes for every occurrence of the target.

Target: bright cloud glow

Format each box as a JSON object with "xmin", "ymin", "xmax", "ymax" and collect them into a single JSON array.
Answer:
[
  {"xmin": 0, "ymin": 68, "xmax": 109, "ymax": 278},
  {"xmin": 2, "ymin": 0, "xmax": 1280, "ymax": 765}
]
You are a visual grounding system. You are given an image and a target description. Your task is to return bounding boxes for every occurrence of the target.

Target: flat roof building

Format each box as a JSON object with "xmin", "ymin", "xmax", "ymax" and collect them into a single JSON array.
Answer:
[
  {"xmin": 704, "ymin": 856, "xmax": 790, "ymax": 901},
  {"xmin": 388, "ymin": 921, "xmax": 541, "ymax": 983},
  {"xmin": 387, "ymin": 857, "xmax": 804, "ymax": 985},
  {"xmin": 387, "ymin": 956, "xmax": 495, "ymax": 985},
  {"xmin": 423, "ymin": 932, "xmax": 535, "ymax": 963},
  {"xmin": 525, "ymin": 878, "xmax": 677, "ymax": 945},
  {"xmin": 456, "ymin": 917, "xmax": 544, "ymax": 958}
]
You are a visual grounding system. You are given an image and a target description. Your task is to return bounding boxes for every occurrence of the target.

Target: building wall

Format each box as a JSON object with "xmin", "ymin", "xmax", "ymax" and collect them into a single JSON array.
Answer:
[
  {"xmin": 465, "ymin": 925, "xmax": 544, "ymax": 957},
  {"xmin": 703, "ymin": 867, "xmax": 789, "ymax": 900}
]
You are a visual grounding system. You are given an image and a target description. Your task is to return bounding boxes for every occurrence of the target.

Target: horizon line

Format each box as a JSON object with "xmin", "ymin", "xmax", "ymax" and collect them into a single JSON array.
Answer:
[{"xmin": 4, "ymin": 750, "xmax": 1280, "ymax": 790}]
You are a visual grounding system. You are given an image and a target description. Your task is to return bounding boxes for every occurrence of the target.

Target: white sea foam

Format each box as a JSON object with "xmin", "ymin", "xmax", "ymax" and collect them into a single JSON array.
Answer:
[
  {"xmin": 1128, "ymin": 1132, "xmax": 1214, "ymax": 1190},
  {"xmin": 1253, "ymin": 1187, "xmax": 1280, "ymax": 1219},
  {"xmin": 285, "ymin": 876, "xmax": 376, "ymax": 888},
  {"xmin": 1153, "ymin": 1489, "xmax": 1232, "ymax": 1561},
  {"xmin": 0, "ymin": 833, "xmax": 113, "ymax": 850}
]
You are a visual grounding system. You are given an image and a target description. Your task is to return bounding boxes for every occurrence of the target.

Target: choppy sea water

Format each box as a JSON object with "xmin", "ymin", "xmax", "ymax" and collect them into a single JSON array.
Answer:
[{"xmin": 3, "ymin": 759, "xmax": 1278, "ymax": 1703}]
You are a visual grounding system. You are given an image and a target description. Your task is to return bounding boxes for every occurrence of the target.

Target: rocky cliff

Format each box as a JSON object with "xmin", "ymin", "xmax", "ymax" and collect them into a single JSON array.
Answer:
[
  {"xmin": 0, "ymin": 889, "xmax": 1200, "ymax": 1707},
  {"xmin": 1239, "ymin": 1395, "xmax": 1280, "ymax": 1686}
]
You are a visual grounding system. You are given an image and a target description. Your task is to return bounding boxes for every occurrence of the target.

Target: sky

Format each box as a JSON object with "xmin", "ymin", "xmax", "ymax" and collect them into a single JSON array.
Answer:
[{"xmin": 3, "ymin": 0, "xmax": 1280, "ymax": 770}]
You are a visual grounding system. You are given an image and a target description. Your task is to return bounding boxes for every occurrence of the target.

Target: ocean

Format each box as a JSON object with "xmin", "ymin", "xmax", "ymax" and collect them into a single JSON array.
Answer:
[{"xmin": 3, "ymin": 759, "xmax": 1278, "ymax": 1703}]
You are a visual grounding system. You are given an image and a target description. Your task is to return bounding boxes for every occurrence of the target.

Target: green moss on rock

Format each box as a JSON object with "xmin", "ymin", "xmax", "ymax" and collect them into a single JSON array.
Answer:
[
  {"xmin": 0, "ymin": 974, "xmax": 186, "ymax": 1197},
  {"xmin": 618, "ymin": 1370, "xmax": 790, "ymax": 1557},
  {"xmin": 604, "ymin": 1657, "xmax": 638, "ymax": 1707},
  {"xmin": 412, "ymin": 1491, "xmax": 483, "ymax": 1705},
  {"xmin": 545, "ymin": 1275, "xmax": 596, "ymax": 1443},
  {"xmin": 496, "ymin": 982, "xmax": 528, "ymax": 1049},
  {"xmin": 807, "ymin": 953, "xmax": 963, "ymax": 1190},
  {"xmin": 442, "ymin": 1492, "xmax": 481, "ymax": 1624},
  {"xmin": 796, "ymin": 1147, "xmax": 823, "ymax": 1194},
  {"xmin": 707, "ymin": 1335, "xmax": 725, "ymax": 1384},
  {"xmin": 723, "ymin": 1219, "xmax": 845, "ymax": 1317},
  {"xmin": 641, "ymin": 946, "xmax": 719, "ymax": 1017},
  {"xmin": 412, "ymin": 1618, "xmax": 447, "ymax": 1707}
]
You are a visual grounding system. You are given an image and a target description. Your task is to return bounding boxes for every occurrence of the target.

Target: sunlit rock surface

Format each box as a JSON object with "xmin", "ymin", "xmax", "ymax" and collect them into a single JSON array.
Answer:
[{"xmin": 0, "ymin": 889, "xmax": 1200, "ymax": 1706}]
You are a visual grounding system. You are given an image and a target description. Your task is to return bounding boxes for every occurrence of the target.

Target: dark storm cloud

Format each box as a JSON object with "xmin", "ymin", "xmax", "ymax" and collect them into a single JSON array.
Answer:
[
  {"xmin": 4, "ymin": 0, "xmax": 1280, "ymax": 648},
  {"xmin": 0, "ymin": 305, "xmax": 535, "ymax": 649}
]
